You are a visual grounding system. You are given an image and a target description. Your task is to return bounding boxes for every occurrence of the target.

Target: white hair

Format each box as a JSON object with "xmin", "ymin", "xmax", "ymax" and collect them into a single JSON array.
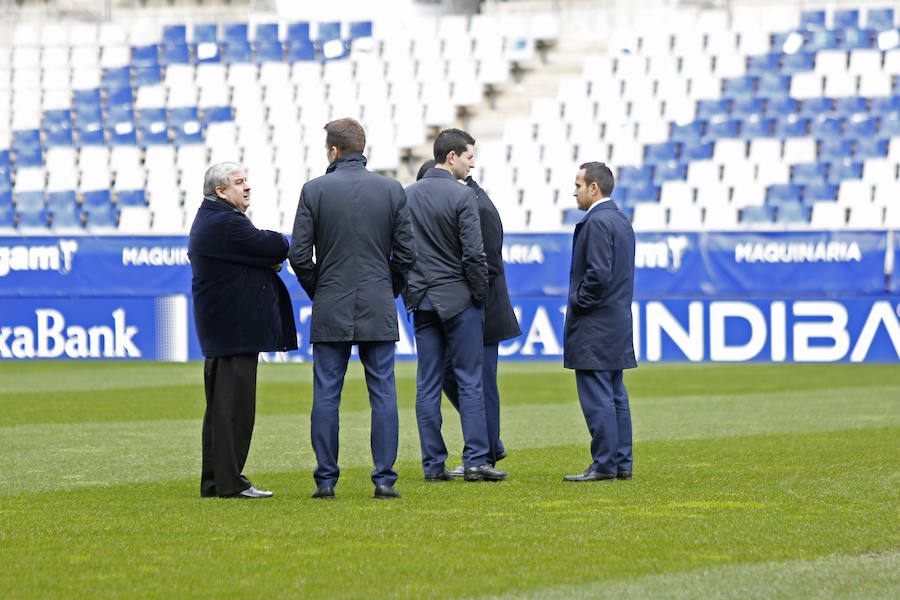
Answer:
[{"xmin": 203, "ymin": 162, "xmax": 244, "ymax": 196}]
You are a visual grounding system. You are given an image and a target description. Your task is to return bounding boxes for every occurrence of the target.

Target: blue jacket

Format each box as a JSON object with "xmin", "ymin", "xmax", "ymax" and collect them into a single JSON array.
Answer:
[
  {"xmin": 564, "ymin": 201, "xmax": 637, "ymax": 371},
  {"xmin": 403, "ymin": 168, "xmax": 488, "ymax": 321},
  {"xmin": 288, "ymin": 153, "xmax": 416, "ymax": 342},
  {"xmin": 188, "ymin": 196, "xmax": 298, "ymax": 357}
]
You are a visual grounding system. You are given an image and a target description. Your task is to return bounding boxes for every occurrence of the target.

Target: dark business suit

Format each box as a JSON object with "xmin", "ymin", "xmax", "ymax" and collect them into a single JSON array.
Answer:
[
  {"xmin": 403, "ymin": 167, "xmax": 490, "ymax": 474},
  {"xmin": 189, "ymin": 195, "xmax": 298, "ymax": 497},
  {"xmin": 289, "ymin": 153, "xmax": 415, "ymax": 489},
  {"xmin": 564, "ymin": 199, "xmax": 636, "ymax": 475},
  {"xmin": 442, "ymin": 177, "xmax": 521, "ymax": 464}
]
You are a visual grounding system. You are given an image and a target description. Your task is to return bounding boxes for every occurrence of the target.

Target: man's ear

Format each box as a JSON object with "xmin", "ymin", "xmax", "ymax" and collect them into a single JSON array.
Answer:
[{"xmin": 215, "ymin": 187, "xmax": 226, "ymax": 199}]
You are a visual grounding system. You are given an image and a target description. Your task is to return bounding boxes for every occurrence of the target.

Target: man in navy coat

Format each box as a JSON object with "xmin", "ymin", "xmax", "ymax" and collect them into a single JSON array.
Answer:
[
  {"xmin": 563, "ymin": 162, "xmax": 637, "ymax": 482},
  {"xmin": 189, "ymin": 162, "xmax": 298, "ymax": 498},
  {"xmin": 290, "ymin": 118, "xmax": 416, "ymax": 500},
  {"xmin": 403, "ymin": 129, "xmax": 507, "ymax": 483}
]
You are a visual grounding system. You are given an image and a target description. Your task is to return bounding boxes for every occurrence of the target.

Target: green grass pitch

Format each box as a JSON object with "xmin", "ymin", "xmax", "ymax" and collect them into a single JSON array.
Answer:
[{"xmin": 1, "ymin": 361, "xmax": 898, "ymax": 599}]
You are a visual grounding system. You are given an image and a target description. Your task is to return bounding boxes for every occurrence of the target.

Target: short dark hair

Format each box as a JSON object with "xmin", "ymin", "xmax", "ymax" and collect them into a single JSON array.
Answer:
[
  {"xmin": 433, "ymin": 128, "xmax": 475, "ymax": 164},
  {"xmin": 416, "ymin": 159, "xmax": 435, "ymax": 181},
  {"xmin": 324, "ymin": 118, "xmax": 366, "ymax": 154},
  {"xmin": 579, "ymin": 161, "xmax": 615, "ymax": 197}
]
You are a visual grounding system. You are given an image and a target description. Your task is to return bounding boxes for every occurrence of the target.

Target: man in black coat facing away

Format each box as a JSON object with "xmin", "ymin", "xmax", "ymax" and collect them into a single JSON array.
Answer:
[
  {"xmin": 403, "ymin": 129, "xmax": 507, "ymax": 483},
  {"xmin": 563, "ymin": 162, "xmax": 636, "ymax": 482},
  {"xmin": 290, "ymin": 118, "xmax": 416, "ymax": 499},
  {"xmin": 189, "ymin": 161, "xmax": 298, "ymax": 498}
]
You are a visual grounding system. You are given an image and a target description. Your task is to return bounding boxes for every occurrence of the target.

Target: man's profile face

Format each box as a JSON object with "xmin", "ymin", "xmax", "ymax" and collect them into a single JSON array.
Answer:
[
  {"xmin": 217, "ymin": 170, "xmax": 251, "ymax": 213},
  {"xmin": 450, "ymin": 143, "xmax": 475, "ymax": 180},
  {"xmin": 574, "ymin": 169, "xmax": 594, "ymax": 211}
]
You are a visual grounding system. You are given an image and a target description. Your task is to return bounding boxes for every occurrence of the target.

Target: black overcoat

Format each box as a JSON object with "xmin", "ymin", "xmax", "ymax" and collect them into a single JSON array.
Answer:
[
  {"xmin": 188, "ymin": 197, "xmax": 298, "ymax": 358},
  {"xmin": 466, "ymin": 177, "xmax": 521, "ymax": 344},
  {"xmin": 563, "ymin": 201, "xmax": 637, "ymax": 371},
  {"xmin": 289, "ymin": 154, "xmax": 416, "ymax": 343},
  {"xmin": 402, "ymin": 168, "xmax": 488, "ymax": 320}
]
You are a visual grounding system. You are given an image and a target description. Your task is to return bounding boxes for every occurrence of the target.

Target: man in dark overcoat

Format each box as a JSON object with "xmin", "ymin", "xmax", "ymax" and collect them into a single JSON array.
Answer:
[
  {"xmin": 403, "ymin": 129, "xmax": 507, "ymax": 483},
  {"xmin": 189, "ymin": 161, "xmax": 298, "ymax": 498},
  {"xmin": 563, "ymin": 161, "xmax": 637, "ymax": 482},
  {"xmin": 289, "ymin": 118, "xmax": 416, "ymax": 500}
]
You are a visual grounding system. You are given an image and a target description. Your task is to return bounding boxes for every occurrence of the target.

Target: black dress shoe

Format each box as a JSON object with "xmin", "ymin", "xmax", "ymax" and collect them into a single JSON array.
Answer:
[
  {"xmin": 374, "ymin": 485, "xmax": 401, "ymax": 499},
  {"xmin": 563, "ymin": 468, "xmax": 616, "ymax": 482},
  {"xmin": 464, "ymin": 464, "xmax": 508, "ymax": 481},
  {"xmin": 617, "ymin": 470, "xmax": 633, "ymax": 480},
  {"xmin": 232, "ymin": 486, "xmax": 274, "ymax": 498},
  {"xmin": 424, "ymin": 470, "xmax": 455, "ymax": 482},
  {"xmin": 311, "ymin": 486, "xmax": 335, "ymax": 499}
]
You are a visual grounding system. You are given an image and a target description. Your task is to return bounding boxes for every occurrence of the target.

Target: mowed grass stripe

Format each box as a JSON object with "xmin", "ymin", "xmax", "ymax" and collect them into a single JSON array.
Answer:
[
  {"xmin": 2, "ymin": 429, "xmax": 897, "ymax": 599},
  {"xmin": 3, "ymin": 362, "xmax": 900, "ymax": 426},
  {"xmin": 3, "ymin": 384, "xmax": 899, "ymax": 494}
]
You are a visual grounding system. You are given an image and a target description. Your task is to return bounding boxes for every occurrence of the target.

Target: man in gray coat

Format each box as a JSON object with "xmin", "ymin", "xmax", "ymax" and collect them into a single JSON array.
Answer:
[
  {"xmin": 563, "ymin": 162, "xmax": 637, "ymax": 482},
  {"xmin": 289, "ymin": 118, "xmax": 416, "ymax": 499}
]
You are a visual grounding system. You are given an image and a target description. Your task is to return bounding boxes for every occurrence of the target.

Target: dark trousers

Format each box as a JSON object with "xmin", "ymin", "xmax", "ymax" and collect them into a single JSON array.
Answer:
[
  {"xmin": 201, "ymin": 353, "xmax": 259, "ymax": 497},
  {"xmin": 575, "ymin": 369, "xmax": 633, "ymax": 474},
  {"xmin": 443, "ymin": 343, "xmax": 505, "ymax": 464},
  {"xmin": 414, "ymin": 303, "xmax": 489, "ymax": 474},
  {"xmin": 311, "ymin": 341, "xmax": 399, "ymax": 488}
]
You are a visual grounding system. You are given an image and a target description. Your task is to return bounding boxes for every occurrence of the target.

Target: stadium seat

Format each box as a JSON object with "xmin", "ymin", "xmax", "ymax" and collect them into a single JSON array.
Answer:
[
  {"xmin": 764, "ymin": 96, "xmax": 799, "ymax": 117},
  {"xmin": 847, "ymin": 202, "xmax": 883, "ymax": 227},
  {"xmin": 670, "ymin": 121, "xmax": 705, "ymax": 143},
  {"xmin": 792, "ymin": 162, "xmax": 827, "ymax": 184},
  {"xmin": 83, "ymin": 205, "xmax": 118, "ymax": 230},
  {"xmin": 756, "ymin": 73, "xmax": 790, "ymax": 97},
  {"xmin": 681, "ymin": 140, "xmax": 714, "ymax": 161},
  {"xmin": 644, "ymin": 141, "xmax": 679, "ymax": 162},
  {"xmin": 116, "ymin": 189, "xmax": 146, "ymax": 207},
  {"xmin": 855, "ymin": 138, "xmax": 888, "ymax": 160},
  {"xmin": 781, "ymin": 52, "xmax": 815, "ymax": 73},
  {"xmin": 839, "ymin": 28, "xmax": 873, "ymax": 50},
  {"xmin": 809, "ymin": 116, "xmax": 844, "ymax": 138},
  {"xmin": 47, "ymin": 191, "xmax": 82, "ymax": 229},
  {"xmin": 774, "ymin": 115, "xmax": 810, "ymax": 137},
  {"xmin": 162, "ymin": 43, "xmax": 192, "ymax": 65},
  {"xmin": 256, "ymin": 41, "xmax": 284, "ymax": 63},
  {"xmin": 731, "ymin": 97, "xmax": 764, "ymax": 119},
  {"xmin": 741, "ymin": 204, "xmax": 774, "ymax": 224},
  {"xmin": 845, "ymin": 115, "xmax": 877, "ymax": 137},
  {"xmin": 739, "ymin": 116, "xmax": 775, "ymax": 138},
  {"xmin": 803, "ymin": 183, "xmax": 839, "ymax": 204},
  {"xmin": 767, "ymin": 183, "xmax": 803, "ymax": 205},
  {"xmin": 82, "ymin": 189, "xmax": 112, "ymax": 211},
  {"xmin": 652, "ymin": 161, "xmax": 686, "ymax": 184},
  {"xmin": 809, "ymin": 201, "xmax": 847, "ymax": 227},
  {"xmin": 617, "ymin": 165, "xmax": 653, "ymax": 187},
  {"xmin": 134, "ymin": 65, "xmax": 162, "ymax": 87},
  {"xmin": 828, "ymin": 159, "xmax": 864, "ymax": 182},
  {"xmin": 162, "ymin": 24, "xmax": 186, "ymax": 46},
  {"xmin": 774, "ymin": 202, "xmax": 808, "ymax": 224},
  {"xmin": 696, "ymin": 99, "xmax": 730, "ymax": 121},
  {"xmin": 805, "ymin": 30, "xmax": 839, "ymax": 52},
  {"xmin": 819, "ymin": 139, "xmax": 853, "ymax": 163},
  {"xmin": 631, "ymin": 202, "xmax": 668, "ymax": 231},
  {"xmin": 225, "ymin": 41, "xmax": 252, "ymax": 64},
  {"xmin": 722, "ymin": 76, "xmax": 756, "ymax": 98}
]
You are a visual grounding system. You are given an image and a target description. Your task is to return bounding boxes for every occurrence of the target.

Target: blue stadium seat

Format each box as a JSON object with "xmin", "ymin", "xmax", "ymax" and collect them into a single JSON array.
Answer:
[
  {"xmin": 134, "ymin": 65, "xmax": 162, "ymax": 87},
  {"xmin": 76, "ymin": 126, "xmax": 105, "ymax": 147},
  {"xmin": 610, "ymin": 185, "xmax": 629, "ymax": 205},
  {"xmin": 44, "ymin": 110, "xmax": 73, "ymax": 147},
  {"xmin": 818, "ymin": 139, "xmax": 853, "ymax": 162},
  {"xmin": 105, "ymin": 87, "xmax": 134, "ymax": 111},
  {"xmin": 832, "ymin": 97, "xmax": 868, "ymax": 115},
  {"xmin": 288, "ymin": 40, "xmax": 316, "ymax": 62},
  {"xmin": 561, "ymin": 207, "xmax": 582, "ymax": 225},
  {"xmin": 45, "ymin": 126, "xmax": 73, "ymax": 147},
  {"xmin": 739, "ymin": 116, "xmax": 775, "ymax": 138},
  {"xmin": 756, "ymin": 73, "xmax": 790, "ymax": 98},
  {"xmin": 0, "ymin": 202, "xmax": 14, "ymax": 228},
  {"xmin": 774, "ymin": 202, "xmax": 808, "ymax": 224},
  {"xmin": 203, "ymin": 106, "xmax": 233, "ymax": 124},
  {"xmin": 803, "ymin": 183, "xmax": 839, "ymax": 204},
  {"xmin": 799, "ymin": 97, "xmax": 833, "ymax": 117},
  {"xmin": 162, "ymin": 24, "xmax": 187, "ymax": 45},
  {"xmin": 82, "ymin": 189, "xmax": 112, "ymax": 211},
  {"xmin": 83, "ymin": 205, "xmax": 118, "ymax": 229},
  {"xmin": 809, "ymin": 116, "xmax": 844, "ymax": 138},
  {"xmin": 805, "ymin": 30, "xmax": 839, "ymax": 51},
  {"xmin": 652, "ymin": 161, "xmax": 686, "ymax": 184},
  {"xmin": 138, "ymin": 108, "xmax": 169, "ymax": 144},
  {"xmin": 834, "ymin": 9, "xmax": 860, "ymax": 30},
  {"xmin": 193, "ymin": 23, "xmax": 218, "ymax": 44},
  {"xmin": 625, "ymin": 184, "xmax": 660, "ymax": 204},
  {"xmin": 800, "ymin": 10, "xmax": 826, "ymax": 30},
  {"xmin": 225, "ymin": 41, "xmax": 253, "ymax": 64},
  {"xmin": 731, "ymin": 97, "xmax": 764, "ymax": 118},
  {"xmin": 854, "ymin": 137, "xmax": 888, "ymax": 159},
  {"xmin": 170, "ymin": 107, "xmax": 200, "ymax": 129},
  {"xmin": 132, "ymin": 44, "xmax": 159, "ymax": 67},
  {"xmin": 74, "ymin": 88, "xmax": 102, "ymax": 110},
  {"xmin": 792, "ymin": 162, "xmax": 828, "ymax": 184},
  {"xmin": 108, "ymin": 123, "xmax": 137, "ymax": 146},
  {"xmin": 839, "ymin": 28, "xmax": 873, "ymax": 50},
  {"xmin": 780, "ymin": 52, "xmax": 815, "ymax": 73},
  {"xmin": 139, "ymin": 125, "xmax": 169, "ymax": 145},
  {"xmin": 771, "ymin": 31, "xmax": 800, "ymax": 53},
  {"xmin": 866, "ymin": 8, "xmax": 895, "ymax": 31},
  {"xmin": 869, "ymin": 96, "xmax": 900, "ymax": 115},
  {"xmin": 681, "ymin": 140, "xmax": 714, "ymax": 160},
  {"xmin": 173, "ymin": 126, "xmax": 203, "ymax": 146},
  {"xmin": 879, "ymin": 112, "xmax": 900, "ymax": 136},
  {"xmin": 670, "ymin": 120, "xmax": 705, "ymax": 143},
  {"xmin": 102, "ymin": 67, "xmax": 131, "ymax": 90},
  {"xmin": 256, "ymin": 41, "xmax": 284, "ymax": 63},
  {"xmin": 162, "ymin": 44, "xmax": 192, "ymax": 65},
  {"xmin": 747, "ymin": 53, "xmax": 780, "ymax": 74},
  {"xmin": 47, "ymin": 191, "xmax": 82, "ymax": 229},
  {"xmin": 765, "ymin": 96, "xmax": 799, "ymax": 117},
  {"xmin": 767, "ymin": 183, "xmax": 803, "ymax": 205},
  {"xmin": 16, "ymin": 190, "xmax": 46, "ymax": 212},
  {"xmin": 12, "ymin": 130, "xmax": 42, "ymax": 167},
  {"xmin": 741, "ymin": 205, "xmax": 774, "ymax": 224},
  {"xmin": 827, "ymin": 160, "xmax": 863, "ymax": 183},
  {"xmin": 224, "ymin": 23, "xmax": 249, "ymax": 44},
  {"xmin": 116, "ymin": 190, "xmax": 146, "ymax": 207},
  {"xmin": 696, "ymin": 99, "xmax": 730, "ymax": 120},
  {"xmin": 17, "ymin": 209, "xmax": 50, "ymax": 228},
  {"xmin": 845, "ymin": 116, "xmax": 878, "ymax": 138},
  {"xmin": 287, "ymin": 22, "xmax": 311, "ymax": 42},
  {"xmin": 315, "ymin": 21, "xmax": 341, "ymax": 42},
  {"xmin": 0, "ymin": 186, "xmax": 12, "ymax": 205},
  {"xmin": 255, "ymin": 23, "xmax": 280, "ymax": 43},
  {"xmin": 644, "ymin": 141, "xmax": 680, "ymax": 162},
  {"xmin": 349, "ymin": 21, "xmax": 373, "ymax": 40},
  {"xmin": 706, "ymin": 119, "xmax": 741, "ymax": 139},
  {"xmin": 722, "ymin": 76, "xmax": 757, "ymax": 99},
  {"xmin": 618, "ymin": 165, "xmax": 654, "ymax": 187}
]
